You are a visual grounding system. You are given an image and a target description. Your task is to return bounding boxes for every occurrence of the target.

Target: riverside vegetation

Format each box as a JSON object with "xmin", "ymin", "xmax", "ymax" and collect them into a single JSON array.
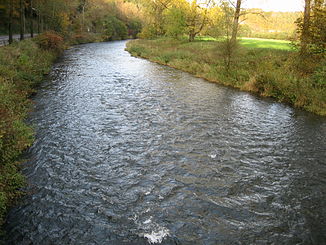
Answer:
[
  {"xmin": 0, "ymin": 32, "xmax": 64, "ymax": 233},
  {"xmin": 126, "ymin": 37, "xmax": 326, "ymax": 116},
  {"xmin": 0, "ymin": 31, "xmax": 108, "ymax": 234},
  {"xmin": 1, "ymin": 0, "xmax": 143, "ymax": 234}
]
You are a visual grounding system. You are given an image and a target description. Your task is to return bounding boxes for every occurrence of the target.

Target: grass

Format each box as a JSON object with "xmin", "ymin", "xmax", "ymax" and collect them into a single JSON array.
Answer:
[
  {"xmin": 239, "ymin": 38, "xmax": 293, "ymax": 51},
  {"xmin": 195, "ymin": 36, "xmax": 293, "ymax": 51},
  {"xmin": 0, "ymin": 37, "xmax": 62, "ymax": 236},
  {"xmin": 126, "ymin": 38, "xmax": 326, "ymax": 116}
]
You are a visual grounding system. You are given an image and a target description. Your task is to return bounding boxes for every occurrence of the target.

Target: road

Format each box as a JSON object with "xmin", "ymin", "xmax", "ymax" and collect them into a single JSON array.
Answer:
[{"xmin": 0, "ymin": 34, "xmax": 37, "ymax": 46}]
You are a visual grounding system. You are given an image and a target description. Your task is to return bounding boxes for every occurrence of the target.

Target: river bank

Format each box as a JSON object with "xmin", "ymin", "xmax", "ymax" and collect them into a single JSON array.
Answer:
[
  {"xmin": 126, "ymin": 38, "xmax": 326, "ymax": 116},
  {"xmin": 0, "ymin": 32, "xmax": 106, "ymax": 234}
]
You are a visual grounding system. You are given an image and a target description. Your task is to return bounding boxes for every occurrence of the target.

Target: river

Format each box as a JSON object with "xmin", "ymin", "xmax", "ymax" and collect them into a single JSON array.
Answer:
[{"xmin": 4, "ymin": 40, "xmax": 326, "ymax": 244}]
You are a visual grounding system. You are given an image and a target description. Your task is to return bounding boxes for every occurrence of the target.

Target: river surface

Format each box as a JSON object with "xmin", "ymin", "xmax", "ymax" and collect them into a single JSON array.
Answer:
[{"xmin": 4, "ymin": 41, "xmax": 326, "ymax": 244}]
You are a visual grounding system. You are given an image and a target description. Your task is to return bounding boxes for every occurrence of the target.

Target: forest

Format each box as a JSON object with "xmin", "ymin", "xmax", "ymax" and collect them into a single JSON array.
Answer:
[
  {"xmin": 0, "ymin": 0, "xmax": 326, "ymax": 239},
  {"xmin": 0, "ymin": 0, "xmax": 314, "ymax": 42}
]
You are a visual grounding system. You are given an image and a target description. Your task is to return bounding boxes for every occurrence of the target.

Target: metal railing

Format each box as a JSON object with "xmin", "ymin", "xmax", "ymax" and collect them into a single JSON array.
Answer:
[{"xmin": 0, "ymin": 34, "xmax": 38, "ymax": 47}]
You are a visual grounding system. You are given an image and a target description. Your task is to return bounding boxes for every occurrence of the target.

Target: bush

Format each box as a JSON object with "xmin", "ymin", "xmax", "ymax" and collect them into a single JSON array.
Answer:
[
  {"xmin": 68, "ymin": 33, "xmax": 104, "ymax": 45},
  {"xmin": 35, "ymin": 31, "xmax": 64, "ymax": 53},
  {"xmin": 312, "ymin": 60, "xmax": 326, "ymax": 87},
  {"xmin": 127, "ymin": 20, "xmax": 142, "ymax": 39},
  {"xmin": 104, "ymin": 16, "xmax": 128, "ymax": 41},
  {"xmin": 138, "ymin": 25, "xmax": 159, "ymax": 39},
  {"xmin": 127, "ymin": 45, "xmax": 146, "ymax": 57}
]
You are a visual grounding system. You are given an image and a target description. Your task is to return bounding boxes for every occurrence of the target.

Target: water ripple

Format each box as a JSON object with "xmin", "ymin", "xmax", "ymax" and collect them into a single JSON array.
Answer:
[{"xmin": 4, "ymin": 41, "xmax": 326, "ymax": 245}]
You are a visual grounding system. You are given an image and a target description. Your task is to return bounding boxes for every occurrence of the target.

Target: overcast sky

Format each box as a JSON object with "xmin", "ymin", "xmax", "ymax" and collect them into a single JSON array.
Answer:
[{"xmin": 242, "ymin": 0, "xmax": 305, "ymax": 12}]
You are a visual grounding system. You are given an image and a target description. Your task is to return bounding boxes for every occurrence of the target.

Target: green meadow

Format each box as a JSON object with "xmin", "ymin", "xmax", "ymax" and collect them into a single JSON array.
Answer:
[
  {"xmin": 196, "ymin": 36, "xmax": 293, "ymax": 51},
  {"xmin": 239, "ymin": 38, "xmax": 293, "ymax": 50}
]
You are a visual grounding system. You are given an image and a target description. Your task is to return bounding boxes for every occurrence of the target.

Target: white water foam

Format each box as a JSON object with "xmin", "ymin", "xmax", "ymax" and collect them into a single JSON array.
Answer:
[
  {"xmin": 143, "ymin": 217, "xmax": 152, "ymax": 224},
  {"xmin": 210, "ymin": 154, "xmax": 217, "ymax": 159},
  {"xmin": 143, "ymin": 227, "xmax": 170, "ymax": 244}
]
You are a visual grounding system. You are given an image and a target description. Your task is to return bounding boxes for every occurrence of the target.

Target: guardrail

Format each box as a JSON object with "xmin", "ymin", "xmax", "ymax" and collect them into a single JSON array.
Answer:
[
  {"xmin": 1, "ymin": 39, "xmax": 9, "ymax": 46},
  {"xmin": 0, "ymin": 34, "xmax": 38, "ymax": 47}
]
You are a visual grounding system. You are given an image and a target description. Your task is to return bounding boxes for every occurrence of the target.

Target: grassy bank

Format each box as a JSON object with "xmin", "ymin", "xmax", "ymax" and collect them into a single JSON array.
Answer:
[
  {"xmin": 126, "ymin": 38, "xmax": 326, "ymax": 115},
  {"xmin": 0, "ymin": 36, "xmax": 60, "ymax": 233},
  {"xmin": 0, "ymin": 32, "xmax": 106, "ymax": 234},
  {"xmin": 0, "ymin": 31, "xmax": 132, "ymax": 236}
]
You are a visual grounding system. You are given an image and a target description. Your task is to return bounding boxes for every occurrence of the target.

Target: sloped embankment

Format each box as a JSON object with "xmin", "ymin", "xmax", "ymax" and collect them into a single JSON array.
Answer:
[{"xmin": 126, "ymin": 38, "xmax": 326, "ymax": 116}]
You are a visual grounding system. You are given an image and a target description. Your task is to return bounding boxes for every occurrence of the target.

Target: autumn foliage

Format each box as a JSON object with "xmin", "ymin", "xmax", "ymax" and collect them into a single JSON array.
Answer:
[{"xmin": 35, "ymin": 31, "xmax": 65, "ymax": 53}]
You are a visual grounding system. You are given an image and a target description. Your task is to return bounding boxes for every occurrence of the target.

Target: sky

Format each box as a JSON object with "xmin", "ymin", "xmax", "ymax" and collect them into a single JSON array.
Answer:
[{"xmin": 241, "ymin": 0, "xmax": 305, "ymax": 12}]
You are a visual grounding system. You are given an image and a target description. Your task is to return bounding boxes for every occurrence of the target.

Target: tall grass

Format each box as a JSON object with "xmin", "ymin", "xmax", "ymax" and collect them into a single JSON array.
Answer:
[{"xmin": 126, "ymin": 38, "xmax": 325, "ymax": 116}]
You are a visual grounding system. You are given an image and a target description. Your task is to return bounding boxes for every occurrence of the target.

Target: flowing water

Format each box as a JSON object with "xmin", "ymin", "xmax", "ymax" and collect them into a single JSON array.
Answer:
[{"xmin": 4, "ymin": 41, "xmax": 326, "ymax": 244}]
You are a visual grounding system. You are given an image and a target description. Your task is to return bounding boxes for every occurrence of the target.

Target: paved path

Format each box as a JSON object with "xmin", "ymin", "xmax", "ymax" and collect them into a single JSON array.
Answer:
[{"xmin": 0, "ymin": 34, "xmax": 37, "ymax": 46}]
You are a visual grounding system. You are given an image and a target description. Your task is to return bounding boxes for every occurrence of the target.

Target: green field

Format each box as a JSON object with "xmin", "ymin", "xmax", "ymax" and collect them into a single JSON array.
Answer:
[
  {"xmin": 195, "ymin": 36, "xmax": 293, "ymax": 51},
  {"xmin": 239, "ymin": 37, "xmax": 293, "ymax": 50}
]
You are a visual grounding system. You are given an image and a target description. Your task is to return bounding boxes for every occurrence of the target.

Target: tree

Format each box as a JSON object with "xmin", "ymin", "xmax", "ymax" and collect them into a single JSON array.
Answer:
[
  {"xmin": 4, "ymin": 0, "xmax": 143, "ymax": 43},
  {"xmin": 104, "ymin": 15, "xmax": 128, "ymax": 40},
  {"xmin": 163, "ymin": 6, "xmax": 186, "ymax": 38},
  {"xmin": 230, "ymin": 0, "xmax": 241, "ymax": 45},
  {"xmin": 297, "ymin": 0, "xmax": 326, "ymax": 57},
  {"xmin": 138, "ymin": 0, "xmax": 174, "ymax": 38},
  {"xmin": 127, "ymin": 19, "xmax": 142, "ymax": 38},
  {"xmin": 78, "ymin": 0, "xmax": 88, "ymax": 32},
  {"xmin": 8, "ymin": 0, "xmax": 14, "ymax": 44},
  {"xmin": 301, "ymin": 0, "xmax": 311, "ymax": 56},
  {"xmin": 202, "ymin": 6, "xmax": 225, "ymax": 38},
  {"xmin": 186, "ymin": 0, "xmax": 210, "ymax": 42},
  {"xmin": 29, "ymin": 0, "xmax": 34, "ymax": 37},
  {"xmin": 309, "ymin": 0, "xmax": 326, "ymax": 55},
  {"xmin": 19, "ymin": 0, "xmax": 25, "ymax": 40}
]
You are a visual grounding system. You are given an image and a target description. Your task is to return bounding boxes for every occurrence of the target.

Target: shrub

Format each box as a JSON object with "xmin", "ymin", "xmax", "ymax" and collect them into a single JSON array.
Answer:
[
  {"xmin": 104, "ymin": 16, "xmax": 128, "ymax": 41},
  {"xmin": 35, "ymin": 31, "xmax": 64, "ymax": 53},
  {"xmin": 312, "ymin": 60, "xmax": 326, "ymax": 87},
  {"xmin": 126, "ymin": 43, "xmax": 146, "ymax": 56},
  {"xmin": 68, "ymin": 33, "xmax": 104, "ymax": 45}
]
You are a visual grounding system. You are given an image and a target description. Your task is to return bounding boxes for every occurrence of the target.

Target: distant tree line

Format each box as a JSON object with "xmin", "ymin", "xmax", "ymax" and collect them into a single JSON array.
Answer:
[
  {"xmin": 1, "ymin": 0, "xmax": 325, "ymax": 60},
  {"xmin": 0, "ymin": 0, "xmax": 143, "ymax": 43},
  {"xmin": 133, "ymin": 0, "xmax": 325, "ymax": 61}
]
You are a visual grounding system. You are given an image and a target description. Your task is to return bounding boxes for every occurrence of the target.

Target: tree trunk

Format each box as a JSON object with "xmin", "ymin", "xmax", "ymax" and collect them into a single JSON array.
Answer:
[
  {"xmin": 30, "ymin": 0, "xmax": 33, "ymax": 37},
  {"xmin": 188, "ymin": 32, "xmax": 195, "ymax": 42},
  {"xmin": 300, "ymin": 0, "xmax": 311, "ymax": 56},
  {"xmin": 20, "ymin": 0, "xmax": 25, "ymax": 40},
  {"xmin": 82, "ymin": 5, "xmax": 85, "ymax": 32},
  {"xmin": 9, "ymin": 0, "xmax": 14, "ymax": 44},
  {"xmin": 37, "ymin": 10, "xmax": 41, "ymax": 33},
  {"xmin": 41, "ymin": 16, "xmax": 45, "ymax": 32},
  {"xmin": 230, "ymin": 0, "xmax": 241, "ymax": 45}
]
